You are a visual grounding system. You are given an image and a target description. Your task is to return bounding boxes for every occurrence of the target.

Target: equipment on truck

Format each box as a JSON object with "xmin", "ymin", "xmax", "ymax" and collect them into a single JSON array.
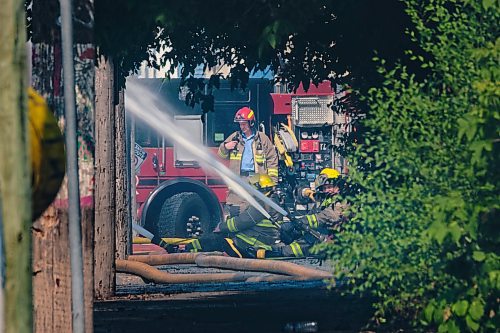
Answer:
[
  {"xmin": 273, "ymin": 123, "xmax": 298, "ymax": 167},
  {"xmin": 270, "ymin": 81, "xmax": 350, "ymax": 214}
]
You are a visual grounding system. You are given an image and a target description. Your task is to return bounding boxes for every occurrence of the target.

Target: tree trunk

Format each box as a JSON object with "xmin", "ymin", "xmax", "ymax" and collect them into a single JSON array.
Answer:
[
  {"xmin": 115, "ymin": 87, "xmax": 130, "ymax": 259},
  {"xmin": 94, "ymin": 54, "xmax": 116, "ymax": 299},
  {"xmin": 31, "ymin": 1, "xmax": 95, "ymax": 332},
  {"xmin": 0, "ymin": 1, "xmax": 31, "ymax": 332}
]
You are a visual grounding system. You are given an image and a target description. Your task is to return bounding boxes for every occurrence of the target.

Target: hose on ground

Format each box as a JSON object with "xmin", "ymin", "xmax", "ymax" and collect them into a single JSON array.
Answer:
[
  {"xmin": 127, "ymin": 252, "xmax": 224, "ymax": 265},
  {"xmin": 127, "ymin": 253, "xmax": 332, "ymax": 280},
  {"xmin": 128, "ymin": 252, "xmax": 199, "ymax": 265},
  {"xmin": 116, "ymin": 259, "xmax": 307, "ymax": 283},
  {"xmin": 117, "ymin": 259, "xmax": 252, "ymax": 283},
  {"xmin": 195, "ymin": 255, "xmax": 332, "ymax": 279}
]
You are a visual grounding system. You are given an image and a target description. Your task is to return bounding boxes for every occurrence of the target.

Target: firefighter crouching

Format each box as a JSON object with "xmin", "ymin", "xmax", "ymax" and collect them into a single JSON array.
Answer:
[
  {"xmin": 267, "ymin": 168, "xmax": 349, "ymax": 258},
  {"xmin": 218, "ymin": 107, "xmax": 279, "ymax": 213},
  {"xmin": 171, "ymin": 174, "xmax": 283, "ymax": 259}
]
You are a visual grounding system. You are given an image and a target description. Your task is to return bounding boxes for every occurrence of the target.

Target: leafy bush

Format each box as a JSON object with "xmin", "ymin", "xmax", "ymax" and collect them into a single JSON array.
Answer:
[{"xmin": 323, "ymin": 0, "xmax": 499, "ymax": 331}]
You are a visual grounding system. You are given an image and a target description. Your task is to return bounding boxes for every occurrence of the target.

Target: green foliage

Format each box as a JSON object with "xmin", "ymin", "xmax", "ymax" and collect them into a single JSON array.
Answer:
[
  {"xmin": 94, "ymin": 0, "xmax": 417, "ymax": 99},
  {"xmin": 324, "ymin": 0, "xmax": 499, "ymax": 331}
]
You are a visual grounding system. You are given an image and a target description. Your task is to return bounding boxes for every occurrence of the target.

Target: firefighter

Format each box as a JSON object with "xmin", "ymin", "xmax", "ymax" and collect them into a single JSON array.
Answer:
[
  {"xmin": 269, "ymin": 168, "xmax": 349, "ymax": 258},
  {"xmin": 172, "ymin": 174, "xmax": 283, "ymax": 259},
  {"xmin": 218, "ymin": 106, "xmax": 279, "ymax": 212}
]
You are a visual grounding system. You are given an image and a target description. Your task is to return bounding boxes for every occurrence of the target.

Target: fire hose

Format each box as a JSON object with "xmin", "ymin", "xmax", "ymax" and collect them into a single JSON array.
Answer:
[
  {"xmin": 195, "ymin": 254, "xmax": 332, "ymax": 279},
  {"xmin": 117, "ymin": 259, "xmax": 315, "ymax": 283},
  {"xmin": 274, "ymin": 123, "xmax": 299, "ymax": 167},
  {"xmin": 116, "ymin": 259, "xmax": 256, "ymax": 283},
  {"xmin": 120, "ymin": 253, "xmax": 332, "ymax": 284}
]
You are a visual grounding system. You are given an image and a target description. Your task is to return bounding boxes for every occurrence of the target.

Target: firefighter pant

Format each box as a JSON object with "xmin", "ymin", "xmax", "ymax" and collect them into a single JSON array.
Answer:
[{"xmin": 184, "ymin": 233, "xmax": 275, "ymax": 259}]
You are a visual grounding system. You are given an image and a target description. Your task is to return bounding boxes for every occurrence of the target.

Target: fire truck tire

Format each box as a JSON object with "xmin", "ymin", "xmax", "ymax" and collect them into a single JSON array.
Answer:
[{"xmin": 158, "ymin": 192, "xmax": 211, "ymax": 238}]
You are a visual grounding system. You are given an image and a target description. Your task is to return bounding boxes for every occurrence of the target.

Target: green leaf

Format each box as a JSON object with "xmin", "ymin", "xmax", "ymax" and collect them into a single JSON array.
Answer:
[
  {"xmin": 470, "ymin": 141, "xmax": 488, "ymax": 164},
  {"xmin": 433, "ymin": 306, "xmax": 444, "ymax": 324},
  {"xmin": 449, "ymin": 222, "xmax": 462, "ymax": 244},
  {"xmin": 452, "ymin": 300, "xmax": 469, "ymax": 317},
  {"xmin": 469, "ymin": 300, "xmax": 484, "ymax": 321},
  {"xmin": 429, "ymin": 221, "xmax": 448, "ymax": 245},
  {"xmin": 424, "ymin": 303, "xmax": 435, "ymax": 322},
  {"xmin": 488, "ymin": 270, "xmax": 500, "ymax": 289},
  {"xmin": 438, "ymin": 323, "xmax": 447, "ymax": 333},
  {"xmin": 482, "ymin": 0, "xmax": 495, "ymax": 9},
  {"xmin": 447, "ymin": 320, "xmax": 460, "ymax": 333},
  {"xmin": 466, "ymin": 315, "xmax": 480, "ymax": 331},
  {"xmin": 472, "ymin": 251, "xmax": 486, "ymax": 262}
]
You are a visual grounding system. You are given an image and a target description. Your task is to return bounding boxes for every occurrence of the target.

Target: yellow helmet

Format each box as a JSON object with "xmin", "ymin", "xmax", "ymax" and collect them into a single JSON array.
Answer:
[
  {"xmin": 28, "ymin": 88, "xmax": 66, "ymax": 220},
  {"xmin": 248, "ymin": 174, "xmax": 276, "ymax": 190},
  {"xmin": 315, "ymin": 168, "xmax": 341, "ymax": 189}
]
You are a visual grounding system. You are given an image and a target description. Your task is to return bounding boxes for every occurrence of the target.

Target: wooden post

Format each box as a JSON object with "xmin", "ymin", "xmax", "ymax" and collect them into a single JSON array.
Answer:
[
  {"xmin": 0, "ymin": 0, "xmax": 31, "ymax": 332},
  {"xmin": 94, "ymin": 54, "xmax": 116, "ymax": 299},
  {"xmin": 115, "ymin": 87, "xmax": 129, "ymax": 259},
  {"xmin": 130, "ymin": 115, "xmax": 138, "ymax": 228}
]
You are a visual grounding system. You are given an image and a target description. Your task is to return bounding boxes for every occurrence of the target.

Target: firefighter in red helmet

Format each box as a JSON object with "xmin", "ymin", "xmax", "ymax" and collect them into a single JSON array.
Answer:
[{"xmin": 218, "ymin": 106, "xmax": 279, "ymax": 213}]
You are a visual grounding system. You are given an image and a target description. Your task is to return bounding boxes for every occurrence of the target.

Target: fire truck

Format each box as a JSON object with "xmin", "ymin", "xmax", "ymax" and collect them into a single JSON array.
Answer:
[{"xmin": 128, "ymin": 77, "xmax": 349, "ymax": 239}]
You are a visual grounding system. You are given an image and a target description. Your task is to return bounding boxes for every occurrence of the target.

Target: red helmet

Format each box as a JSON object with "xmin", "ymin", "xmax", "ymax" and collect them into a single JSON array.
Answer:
[{"xmin": 234, "ymin": 107, "xmax": 255, "ymax": 123}]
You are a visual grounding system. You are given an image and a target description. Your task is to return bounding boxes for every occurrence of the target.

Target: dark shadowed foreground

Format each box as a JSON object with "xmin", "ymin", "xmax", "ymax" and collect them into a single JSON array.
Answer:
[{"xmin": 94, "ymin": 259, "xmax": 373, "ymax": 332}]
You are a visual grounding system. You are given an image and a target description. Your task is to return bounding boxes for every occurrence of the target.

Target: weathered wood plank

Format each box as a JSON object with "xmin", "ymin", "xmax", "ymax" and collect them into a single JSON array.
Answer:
[
  {"xmin": 115, "ymin": 88, "xmax": 129, "ymax": 260},
  {"xmin": 32, "ymin": 207, "xmax": 71, "ymax": 332},
  {"xmin": 94, "ymin": 54, "xmax": 116, "ymax": 299}
]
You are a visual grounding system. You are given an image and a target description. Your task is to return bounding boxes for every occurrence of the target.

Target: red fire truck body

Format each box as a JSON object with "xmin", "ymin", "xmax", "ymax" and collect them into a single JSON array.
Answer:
[{"xmin": 135, "ymin": 147, "xmax": 228, "ymax": 206}]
